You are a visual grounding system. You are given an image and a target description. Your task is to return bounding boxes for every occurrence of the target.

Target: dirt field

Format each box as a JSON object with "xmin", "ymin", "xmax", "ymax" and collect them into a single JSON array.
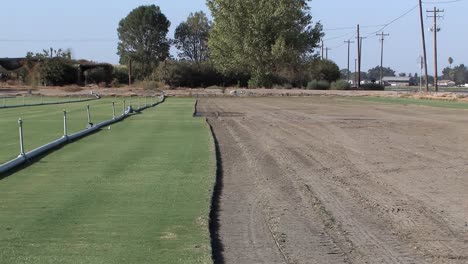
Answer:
[{"xmin": 198, "ymin": 97, "xmax": 468, "ymax": 264}]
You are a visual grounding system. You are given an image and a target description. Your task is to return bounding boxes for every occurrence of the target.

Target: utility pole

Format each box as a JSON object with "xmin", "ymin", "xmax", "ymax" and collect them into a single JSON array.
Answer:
[
  {"xmin": 357, "ymin": 24, "xmax": 361, "ymax": 88},
  {"xmin": 418, "ymin": 0, "xmax": 429, "ymax": 92},
  {"xmin": 418, "ymin": 56, "xmax": 424, "ymax": 92},
  {"xmin": 321, "ymin": 40, "xmax": 324, "ymax": 60},
  {"xmin": 427, "ymin": 6, "xmax": 444, "ymax": 92},
  {"xmin": 344, "ymin": 40, "xmax": 354, "ymax": 82},
  {"xmin": 325, "ymin": 47, "xmax": 331, "ymax": 60},
  {"xmin": 354, "ymin": 59, "xmax": 357, "ymax": 87},
  {"xmin": 376, "ymin": 32, "xmax": 390, "ymax": 86},
  {"xmin": 356, "ymin": 24, "xmax": 367, "ymax": 88}
]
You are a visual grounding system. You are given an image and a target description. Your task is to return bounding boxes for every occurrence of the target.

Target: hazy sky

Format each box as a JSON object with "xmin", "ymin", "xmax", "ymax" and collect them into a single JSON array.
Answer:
[{"xmin": 1, "ymin": 0, "xmax": 466, "ymax": 76}]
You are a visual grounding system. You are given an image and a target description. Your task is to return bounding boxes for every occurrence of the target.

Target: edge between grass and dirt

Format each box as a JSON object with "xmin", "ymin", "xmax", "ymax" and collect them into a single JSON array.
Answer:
[
  {"xmin": 0, "ymin": 98, "xmax": 216, "ymax": 264},
  {"xmin": 349, "ymin": 95, "xmax": 468, "ymax": 109}
]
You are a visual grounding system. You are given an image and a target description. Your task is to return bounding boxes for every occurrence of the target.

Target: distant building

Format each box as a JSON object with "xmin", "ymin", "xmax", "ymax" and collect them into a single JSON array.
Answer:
[
  {"xmin": 438, "ymin": 80, "xmax": 456, "ymax": 87},
  {"xmin": 382, "ymin": 76, "xmax": 412, "ymax": 86}
]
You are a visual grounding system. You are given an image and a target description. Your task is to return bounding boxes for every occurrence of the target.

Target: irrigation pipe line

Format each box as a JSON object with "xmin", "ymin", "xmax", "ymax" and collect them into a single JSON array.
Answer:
[
  {"xmin": 0, "ymin": 95, "xmax": 165, "ymax": 175},
  {"xmin": 0, "ymin": 95, "xmax": 100, "ymax": 109}
]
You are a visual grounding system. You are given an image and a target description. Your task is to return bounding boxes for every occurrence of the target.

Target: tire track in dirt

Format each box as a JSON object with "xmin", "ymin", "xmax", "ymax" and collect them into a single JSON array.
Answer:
[
  {"xmin": 244, "ymin": 98, "xmax": 467, "ymax": 262},
  {"xmin": 199, "ymin": 97, "xmax": 468, "ymax": 264},
  {"xmin": 228, "ymin": 107, "xmax": 420, "ymax": 264}
]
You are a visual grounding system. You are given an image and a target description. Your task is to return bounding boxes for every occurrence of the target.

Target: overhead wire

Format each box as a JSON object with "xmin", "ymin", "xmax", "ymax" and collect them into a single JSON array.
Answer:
[
  {"xmin": 0, "ymin": 39, "xmax": 117, "ymax": 42},
  {"xmin": 423, "ymin": 0, "xmax": 464, "ymax": 3}
]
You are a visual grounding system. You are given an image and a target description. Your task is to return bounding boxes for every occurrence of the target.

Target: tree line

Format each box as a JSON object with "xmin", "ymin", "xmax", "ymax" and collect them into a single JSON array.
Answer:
[{"xmin": 116, "ymin": 1, "xmax": 345, "ymax": 89}]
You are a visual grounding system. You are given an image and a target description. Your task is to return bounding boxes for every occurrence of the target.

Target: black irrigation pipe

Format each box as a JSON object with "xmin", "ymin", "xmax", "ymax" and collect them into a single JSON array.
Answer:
[{"xmin": 0, "ymin": 95, "xmax": 166, "ymax": 176}]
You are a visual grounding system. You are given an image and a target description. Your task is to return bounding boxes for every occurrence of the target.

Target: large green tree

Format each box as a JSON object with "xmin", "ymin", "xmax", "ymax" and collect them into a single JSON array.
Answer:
[
  {"xmin": 207, "ymin": 0, "xmax": 323, "ymax": 87},
  {"xmin": 174, "ymin": 11, "xmax": 211, "ymax": 63},
  {"xmin": 367, "ymin": 66, "xmax": 396, "ymax": 81},
  {"xmin": 117, "ymin": 5, "xmax": 170, "ymax": 79},
  {"xmin": 442, "ymin": 64, "xmax": 468, "ymax": 84}
]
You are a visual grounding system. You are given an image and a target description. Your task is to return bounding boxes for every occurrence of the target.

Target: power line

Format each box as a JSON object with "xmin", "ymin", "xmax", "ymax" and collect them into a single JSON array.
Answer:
[
  {"xmin": 423, "ymin": 0, "xmax": 464, "ymax": 4},
  {"xmin": 0, "ymin": 39, "xmax": 117, "ymax": 42},
  {"xmin": 323, "ymin": 31, "xmax": 355, "ymax": 41},
  {"xmin": 366, "ymin": 4, "xmax": 419, "ymax": 36},
  {"xmin": 324, "ymin": 24, "xmax": 385, "ymax": 31}
]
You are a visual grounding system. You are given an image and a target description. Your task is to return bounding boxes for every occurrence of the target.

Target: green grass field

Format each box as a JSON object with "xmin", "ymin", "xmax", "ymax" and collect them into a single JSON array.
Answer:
[
  {"xmin": 0, "ymin": 96, "xmax": 96, "ymax": 108},
  {"xmin": 351, "ymin": 96, "xmax": 468, "ymax": 109},
  {"xmin": 0, "ymin": 97, "xmax": 149, "ymax": 163},
  {"xmin": 0, "ymin": 98, "xmax": 215, "ymax": 263}
]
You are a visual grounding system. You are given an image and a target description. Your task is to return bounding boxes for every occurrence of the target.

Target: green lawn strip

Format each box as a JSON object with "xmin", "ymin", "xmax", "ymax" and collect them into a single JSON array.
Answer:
[
  {"xmin": 0, "ymin": 98, "xmax": 215, "ymax": 263},
  {"xmin": 0, "ymin": 96, "xmax": 95, "ymax": 107},
  {"xmin": 350, "ymin": 96, "xmax": 468, "ymax": 109},
  {"xmin": 0, "ymin": 98, "xmax": 133, "ymax": 163}
]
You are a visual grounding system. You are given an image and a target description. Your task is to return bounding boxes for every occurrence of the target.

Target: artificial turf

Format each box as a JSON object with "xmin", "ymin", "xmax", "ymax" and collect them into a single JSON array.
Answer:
[{"xmin": 0, "ymin": 98, "xmax": 215, "ymax": 263}]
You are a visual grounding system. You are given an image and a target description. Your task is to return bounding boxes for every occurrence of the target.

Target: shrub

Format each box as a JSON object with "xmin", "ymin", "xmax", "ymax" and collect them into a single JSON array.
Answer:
[
  {"xmin": 156, "ymin": 60, "xmax": 225, "ymax": 88},
  {"xmin": 206, "ymin": 85, "xmax": 222, "ymax": 89},
  {"xmin": 86, "ymin": 68, "xmax": 106, "ymax": 85},
  {"xmin": 331, "ymin": 80, "xmax": 351, "ymax": 90},
  {"xmin": 248, "ymin": 72, "xmax": 273, "ymax": 88},
  {"xmin": 136, "ymin": 80, "xmax": 161, "ymax": 90},
  {"xmin": 40, "ymin": 58, "xmax": 77, "ymax": 86},
  {"xmin": 359, "ymin": 83, "xmax": 384, "ymax": 90},
  {"xmin": 309, "ymin": 59, "xmax": 341, "ymax": 83},
  {"xmin": 307, "ymin": 80, "xmax": 330, "ymax": 90},
  {"xmin": 112, "ymin": 66, "xmax": 130, "ymax": 86},
  {"xmin": 272, "ymin": 83, "xmax": 293, "ymax": 90}
]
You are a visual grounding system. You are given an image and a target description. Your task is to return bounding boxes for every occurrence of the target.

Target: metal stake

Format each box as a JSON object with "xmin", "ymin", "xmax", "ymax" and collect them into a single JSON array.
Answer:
[
  {"xmin": 18, "ymin": 118, "xmax": 25, "ymax": 157},
  {"xmin": 87, "ymin": 105, "xmax": 91, "ymax": 124},
  {"xmin": 123, "ymin": 100, "xmax": 126, "ymax": 115},
  {"xmin": 63, "ymin": 111, "xmax": 68, "ymax": 137},
  {"xmin": 112, "ymin": 102, "xmax": 116, "ymax": 119}
]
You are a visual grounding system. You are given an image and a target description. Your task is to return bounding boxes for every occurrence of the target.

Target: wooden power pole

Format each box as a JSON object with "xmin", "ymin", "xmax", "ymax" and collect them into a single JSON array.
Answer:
[
  {"xmin": 427, "ymin": 6, "xmax": 444, "ymax": 92},
  {"xmin": 356, "ymin": 24, "xmax": 366, "ymax": 88},
  {"xmin": 418, "ymin": 0, "xmax": 429, "ymax": 92},
  {"xmin": 344, "ymin": 40, "xmax": 354, "ymax": 82},
  {"xmin": 376, "ymin": 32, "xmax": 389, "ymax": 86},
  {"xmin": 357, "ymin": 24, "xmax": 361, "ymax": 88}
]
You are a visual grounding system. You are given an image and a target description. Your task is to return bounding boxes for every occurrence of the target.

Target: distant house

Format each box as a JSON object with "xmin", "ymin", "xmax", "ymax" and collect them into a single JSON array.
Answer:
[
  {"xmin": 438, "ymin": 80, "xmax": 456, "ymax": 87},
  {"xmin": 382, "ymin": 76, "xmax": 412, "ymax": 86}
]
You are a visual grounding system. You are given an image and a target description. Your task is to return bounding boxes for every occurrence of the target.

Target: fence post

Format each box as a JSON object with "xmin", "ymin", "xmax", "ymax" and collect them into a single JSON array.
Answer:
[
  {"xmin": 112, "ymin": 102, "xmax": 116, "ymax": 119},
  {"xmin": 41, "ymin": 95, "xmax": 44, "ymax": 105},
  {"xmin": 138, "ymin": 97, "xmax": 141, "ymax": 109},
  {"xmin": 2, "ymin": 97, "xmax": 5, "ymax": 107},
  {"xmin": 145, "ymin": 96, "xmax": 148, "ymax": 106},
  {"xmin": 23, "ymin": 96, "xmax": 25, "ymax": 106},
  {"xmin": 63, "ymin": 110, "xmax": 68, "ymax": 138},
  {"xmin": 123, "ymin": 100, "xmax": 126, "ymax": 115},
  {"xmin": 87, "ymin": 105, "xmax": 91, "ymax": 124},
  {"xmin": 18, "ymin": 118, "xmax": 25, "ymax": 157}
]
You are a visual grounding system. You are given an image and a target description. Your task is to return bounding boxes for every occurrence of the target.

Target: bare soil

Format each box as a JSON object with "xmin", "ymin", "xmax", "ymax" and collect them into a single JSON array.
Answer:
[
  {"xmin": 3, "ymin": 85, "xmax": 468, "ymax": 103},
  {"xmin": 198, "ymin": 97, "xmax": 468, "ymax": 264}
]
